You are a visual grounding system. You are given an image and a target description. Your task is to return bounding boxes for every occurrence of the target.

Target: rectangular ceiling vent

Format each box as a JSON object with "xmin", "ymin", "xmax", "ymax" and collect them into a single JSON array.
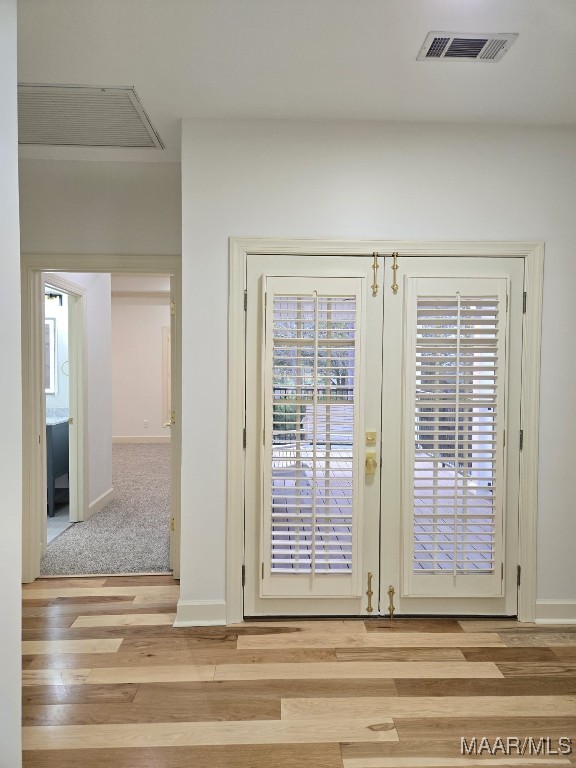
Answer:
[
  {"xmin": 417, "ymin": 32, "xmax": 518, "ymax": 62},
  {"xmin": 18, "ymin": 84, "xmax": 164, "ymax": 148}
]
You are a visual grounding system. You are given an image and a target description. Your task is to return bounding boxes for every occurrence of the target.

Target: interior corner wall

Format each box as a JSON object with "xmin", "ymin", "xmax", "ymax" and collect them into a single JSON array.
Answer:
[
  {"xmin": 180, "ymin": 118, "xmax": 576, "ymax": 618},
  {"xmin": 65, "ymin": 273, "xmax": 113, "ymax": 509},
  {"xmin": 0, "ymin": 1, "xmax": 22, "ymax": 763},
  {"xmin": 112, "ymin": 295, "xmax": 171, "ymax": 439}
]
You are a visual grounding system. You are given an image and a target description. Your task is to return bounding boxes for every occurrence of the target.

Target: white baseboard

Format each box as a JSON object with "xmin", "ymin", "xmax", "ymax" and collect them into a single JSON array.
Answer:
[
  {"xmin": 85, "ymin": 487, "xmax": 114, "ymax": 521},
  {"xmin": 174, "ymin": 599, "xmax": 227, "ymax": 626},
  {"xmin": 112, "ymin": 436, "xmax": 171, "ymax": 444},
  {"xmin": 535, "ymin": 599, "xmax": 576, "ymax": 624}
]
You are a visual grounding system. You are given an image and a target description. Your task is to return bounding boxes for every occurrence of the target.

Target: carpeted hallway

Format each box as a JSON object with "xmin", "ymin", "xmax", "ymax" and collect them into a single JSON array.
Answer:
[{"xmin": 41, "ymin": 443, "xmax": 171, "ymax": 575}]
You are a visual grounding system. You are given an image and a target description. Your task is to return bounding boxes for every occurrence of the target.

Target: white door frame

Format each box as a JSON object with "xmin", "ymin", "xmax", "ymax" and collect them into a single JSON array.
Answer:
[
  {"xmin": 21, "ymin": 253, "xmax": 182, "ymax": 583},
  {"xmin": 227, "ymin": 239, "xmax": 544, "ymax": 624},
  {"xmin": 44, "ymin": 273, "xmax": 87, "ymax": 531}
]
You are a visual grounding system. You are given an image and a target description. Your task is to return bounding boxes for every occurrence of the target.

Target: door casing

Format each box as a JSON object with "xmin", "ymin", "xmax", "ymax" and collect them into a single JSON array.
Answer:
[{"xmin": 227, "ymin": 239, "xmax": 544, "ymax": 624}]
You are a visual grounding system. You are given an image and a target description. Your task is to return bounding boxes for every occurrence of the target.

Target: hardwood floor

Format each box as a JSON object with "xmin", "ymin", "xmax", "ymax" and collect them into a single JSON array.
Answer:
[{"xmin": 22, "ymin": 577, "xmax": 576, "ymax": 767}]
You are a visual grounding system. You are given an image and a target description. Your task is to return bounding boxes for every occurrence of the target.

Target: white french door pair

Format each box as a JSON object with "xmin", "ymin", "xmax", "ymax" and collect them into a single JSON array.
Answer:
[{"xmin": 244, "ymin": 254, "xmax": 524, "ymax": 617}]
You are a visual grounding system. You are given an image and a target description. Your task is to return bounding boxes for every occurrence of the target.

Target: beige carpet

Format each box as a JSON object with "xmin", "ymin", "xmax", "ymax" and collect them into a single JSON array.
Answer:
[{"xmin": 41, "ymin": 443, "xmax": 171, "ymax": 575}]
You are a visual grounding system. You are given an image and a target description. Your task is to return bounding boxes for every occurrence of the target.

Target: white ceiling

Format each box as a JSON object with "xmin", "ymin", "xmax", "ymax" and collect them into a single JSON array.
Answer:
[{"xmin": 17, "ymin": 0, "xmax": 576, "ymax": 162}]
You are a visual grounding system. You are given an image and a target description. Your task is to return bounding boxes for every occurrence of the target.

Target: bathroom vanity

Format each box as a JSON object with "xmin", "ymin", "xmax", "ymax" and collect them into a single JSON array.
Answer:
[{"xmin": 46, "ymin": 416, "xmax": 69, "ymax": 517}]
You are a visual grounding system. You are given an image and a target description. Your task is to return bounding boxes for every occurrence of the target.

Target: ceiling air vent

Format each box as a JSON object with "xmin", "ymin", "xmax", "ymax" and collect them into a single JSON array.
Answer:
[
  {"xmin": 18, "ymin": 84, "xmax": 164, "ymax": 148},
  {"xmin": 417, "ymin": 32, "xmax": 518, "ymax": 62}
]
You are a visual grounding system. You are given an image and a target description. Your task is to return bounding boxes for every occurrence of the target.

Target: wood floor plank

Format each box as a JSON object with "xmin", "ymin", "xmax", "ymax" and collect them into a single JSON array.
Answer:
[
  {"xmin": 458, "ymin": 621, "xmax": 539, "ymax": 632},
  {"xmin": 394, "ymin": 676, "xmax": 576, "ymax": 697},
  {"xmin": 23, "ymin": 586, "xmax": 179, "ymax": 600},
  {"xmin": 392, "ymin": 716, "xmax": 576, "ymax": 739},
  {"xmin": 23, "ymin": 696, "xmax": 282, "ymax": 725},
  {"xmin": 552, "ymin": 647, "xmax": 576, "ymax": 660},
  {"xmin": 133, "ymin": 679, "xmax": 399, "ymax": 702},
  {"xmin": 22, "ymin": 669, "xmax": 91, "ymax": 686},
  {"xmin": 499, "ymin": 631, "xmax": 576, "ymax": 647},
  {"xmin": 461, "ymin": 647, "xmax": 559, "ymax": 662},
  {"xmin": 102, "ymin": 576, "xmax": 178, "ymax": 586},
  {"xmin": 85, "ymin": 665, "xmax": 216, "ymax": 684},
  {"xmin": 71, "ymin": 614, "xmax": 176, "ymax": 628},
  {"xmin": 214, "ymin": 661, "xmax": 503, "ymax": 681},
  {"xmin": 232, "ymin": 620, "xmax": 368, "ymax": 634},
  {"xmin": 24, "ymin": 579, "xmax": 108, "ymax": 590},
  {"xmin": 22, "ymin": 743, "xmax": 344, "ymax": 768},
  {"xmin": 237, "ymin": 633, "xmax": 506, "ymax": 649},
  {"xmin": 340, "ymin": 740, "xmax": 575, "ymax": 766},
  {"xmin": 497, "ymin": 662, "xmax": 576, "ymax": 677},
  {"xmin": 23, "ymin": 625, "xmax": 236, "ymax": 641},
  {"xmin": 22, "ymin": 718, "xmax": 398, "ymax": 749},
  {"xmin": 23, "ymin": 683, "xmax": 138, "ymax": 706},
  {"xmin": 25, "ymin": 648, "xmax": 339, "ymax": 669},
  {"xmin": 22, "ymin": 639, "xmax": 123, "ymax": 655},
  {"xmin": 364, "ymin": 620, "xmax": 464, "ymax": 633},
  {"xmin": 281, "ymin": 695, "xmax": 576, "ymax": 720},
  {"xmin": 341, "ymin": 737, "xmax": 576, "ymax": 759},
  {"xmin": 335, "ymin": 649, "xmax": 466, "ymax": 662}
]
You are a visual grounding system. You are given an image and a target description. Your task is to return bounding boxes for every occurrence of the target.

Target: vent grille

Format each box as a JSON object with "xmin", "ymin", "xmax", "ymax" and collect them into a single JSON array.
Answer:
[
  {"xmin": 417, "ymin": 32, "xmax": 518, "ymax": 62},
  {"xmin": 18, "ymin": 84, "xmax": 164, "ymax": 149}
]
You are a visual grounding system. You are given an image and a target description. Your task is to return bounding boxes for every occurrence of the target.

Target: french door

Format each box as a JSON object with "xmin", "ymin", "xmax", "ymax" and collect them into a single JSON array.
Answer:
[{"xmin": 244, "ymin": 253, "xmax": 523, "ymax": 617}]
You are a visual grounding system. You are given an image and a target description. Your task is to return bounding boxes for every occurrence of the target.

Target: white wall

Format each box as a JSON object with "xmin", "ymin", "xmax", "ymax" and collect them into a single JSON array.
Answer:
[
  {"xmin": 18, "ymin": 159, "xmax": 181, "ymax": 255},
  {"xmin": 0, "ymin": 1, "xmax": 22, "ymax": 763},
  {"xmin": 112, "ymin": 279, "xmax": 171, "ymax": 439},
  {"xmin": 180, "ymin": 119, "xmax": 576, "ymax": 620},
  {"xmin": 65, "ymin": 272, "xmax": 113, "ymax": 508}
]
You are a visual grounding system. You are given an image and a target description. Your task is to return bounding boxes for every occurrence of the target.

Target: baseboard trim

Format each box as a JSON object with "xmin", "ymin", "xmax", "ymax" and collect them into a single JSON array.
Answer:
[
  {"xmin": 174, "ymin": 599, "xmax": 227, "ymax": 626},
  {"xmin": 535, "ymin": 599, "xmax": 576, "ymax": 624},
  {"xmin": 113, "ymin": 436, "xmax": 171, "ymax": 444},
  {"xmin": 85, "ymin": 487, "xmax": 114, "ymax": 521}
]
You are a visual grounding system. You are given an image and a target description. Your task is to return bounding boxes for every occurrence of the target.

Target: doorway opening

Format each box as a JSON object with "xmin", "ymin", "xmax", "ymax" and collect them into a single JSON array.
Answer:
[{"xmin": 22, "ymin": 255, "xmax": 182, "ymax": 583}]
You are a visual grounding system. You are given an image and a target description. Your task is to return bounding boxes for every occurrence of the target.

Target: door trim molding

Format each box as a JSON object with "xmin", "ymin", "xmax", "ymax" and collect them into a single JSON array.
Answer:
[
  {"xmin": 21, "ymin": 252, "xmax": 182, "ymax": 583},
  {"xmin": 227, "ymin": 239, "xmax": 543, "ymax": 623}
]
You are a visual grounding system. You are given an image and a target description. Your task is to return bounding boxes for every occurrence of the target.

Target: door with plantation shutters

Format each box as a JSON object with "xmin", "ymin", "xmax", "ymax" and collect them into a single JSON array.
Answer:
[
  {"xmin": 243, "ymin": 253, "xmax": 524, "ymax": 617},
  {"xmin": 380, "ymin": 257, "xmax": 524, "ymax": 616},
  {"xmin": 244, "ymin": 255, "xmax": 384, "ymax": 616}
]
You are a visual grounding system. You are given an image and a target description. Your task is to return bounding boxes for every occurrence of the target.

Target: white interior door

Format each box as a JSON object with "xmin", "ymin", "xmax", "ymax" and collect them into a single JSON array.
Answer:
[
  {"xmin": 380, "ymin": 256, "xmax": 524, "ymax": 616},
  {"xmin": 244, "ymin": 255, "xmax": 384, "ymax": 616}
]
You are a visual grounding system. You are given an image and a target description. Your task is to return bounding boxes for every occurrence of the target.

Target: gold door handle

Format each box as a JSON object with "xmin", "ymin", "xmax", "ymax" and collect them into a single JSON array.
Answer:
[{"xmin": 365, "ymin": 453, "xmax": 378, "ymax": 475}]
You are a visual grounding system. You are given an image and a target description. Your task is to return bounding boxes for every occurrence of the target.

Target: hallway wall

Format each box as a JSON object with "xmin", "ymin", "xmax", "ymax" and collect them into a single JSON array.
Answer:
[{"xmin": 0, "ymin": 1, "xmax": 22, "ymax": 763}]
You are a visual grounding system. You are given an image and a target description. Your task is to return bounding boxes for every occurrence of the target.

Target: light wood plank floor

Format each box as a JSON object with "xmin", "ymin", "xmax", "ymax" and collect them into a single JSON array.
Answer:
[{"xmin": 22, "ymin": 576, "xmax": 576, "ymax": 767}]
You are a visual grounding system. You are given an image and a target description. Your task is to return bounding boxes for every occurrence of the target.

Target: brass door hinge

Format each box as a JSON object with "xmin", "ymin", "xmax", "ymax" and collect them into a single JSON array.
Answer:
[
  {"xmin": 243, "ymin": 427, "xmax": 246, "ymax": 448},
  {"xmin": 170, "ymin": 301, "xmax": 175, "ymax": 317},
  {"xmin": 170, "ymin": 517, "xmax": 175, "ymax": 532},
  {"xmin": 517, "ymin": 564, "xmax": 522, "ymax": 587},
  {"xmin": 501, "ymin": 562, "xmax": 504, "ymax": 580},
  {"xmin": 261, "ymin": 562, "xmax": 264, "ymax": 579},
  {"xmin": 523, "ymin": 291, "xmax": 527, "ymax": 314},
  {"xmin": 171, "ymin": 410, "xmax": 176, "ymax": 425},
  {"xmin": 519, "ymin": 429, "xmax": 524, "ymax": 450},
  {"xmin": 244, "ymin": 290, "xmax": 247, "ymax": 311},
  {"xmin": 241, "ymin": 564, "xmax": 246, "ymax": 587}
]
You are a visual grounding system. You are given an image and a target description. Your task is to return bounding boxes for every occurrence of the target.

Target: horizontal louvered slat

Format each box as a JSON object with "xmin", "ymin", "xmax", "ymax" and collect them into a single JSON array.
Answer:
[
  {"xmin": 412, "ymin": 293, "xmax": 501, "ymax": 576},
  {"xmin": 269, "ymin": 294, "xmax": 357, "ymax": 576}
]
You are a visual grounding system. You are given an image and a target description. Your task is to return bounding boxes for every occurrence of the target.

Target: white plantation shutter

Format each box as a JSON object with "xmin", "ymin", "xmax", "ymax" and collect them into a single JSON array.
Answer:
[
  {"xmin": 403, "ymin": 277, "xmax": 509, "ymax": 598},
  {"xmin": 261, "ymin": 276, "xmax": 365, "ymax": 598}
]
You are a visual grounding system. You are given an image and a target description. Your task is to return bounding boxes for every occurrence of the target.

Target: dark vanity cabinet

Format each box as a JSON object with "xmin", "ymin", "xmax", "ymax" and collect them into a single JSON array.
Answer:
[{"xmin": 46, "ymin": 420, "xmax": 69, "ymax": 517}]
